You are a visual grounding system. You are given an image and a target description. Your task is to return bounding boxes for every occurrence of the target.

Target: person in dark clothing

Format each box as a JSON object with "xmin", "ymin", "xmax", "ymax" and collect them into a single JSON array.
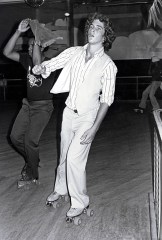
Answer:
[
  {"xmin": 134, "ymin": 56, "xmax": 161, "ymax": 113},
  {"xmin": 3, "ymin": 19, "xmax": 55, "ymax": 188}
]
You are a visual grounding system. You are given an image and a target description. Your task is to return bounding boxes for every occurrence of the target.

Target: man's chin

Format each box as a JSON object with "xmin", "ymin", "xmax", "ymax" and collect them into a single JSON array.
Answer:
[{"xmin": 88, "ymin": 39, "xmax": 95, "ymax": 44}]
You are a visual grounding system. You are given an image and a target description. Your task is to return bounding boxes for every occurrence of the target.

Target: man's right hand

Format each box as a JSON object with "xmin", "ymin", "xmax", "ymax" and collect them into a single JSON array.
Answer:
[
  {"xmin": 18, "ymin": 19, "xmax": 30, "ymax": 33},
  {"xmin": 32, "ymin": 65, "xmax": 46, "ymax": 75}
]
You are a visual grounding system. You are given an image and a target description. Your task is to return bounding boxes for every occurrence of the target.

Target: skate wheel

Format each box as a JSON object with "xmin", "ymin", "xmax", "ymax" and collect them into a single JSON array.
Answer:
[
  {"xmin": 87, "ymin": 209, "xmax": 94, "ymax": 217},
  {"xmin": 66, "ymin": 217, "xmax": 73, "ymax": 223},
  {"xmin": 52, "ymin": 201, "xmax": 61, "ymax": 208},
  {"xmin": 17, "ymin": 184, "xmax": 21, "ymax": 189},
  {"xmin": 74, "ymin": 217, "xmax": 81, "ymax": 225},
  {"xmin": 46, "ymin": 201, "xmax": 52, "ymax": 206},
  {"xmin": 17, "ymin": 181, "xmax": 24, "ymax": 189}
]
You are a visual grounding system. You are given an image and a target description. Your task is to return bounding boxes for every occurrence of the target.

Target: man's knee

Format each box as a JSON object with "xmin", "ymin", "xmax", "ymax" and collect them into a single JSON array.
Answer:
[
  {"xmin": 149, "ymin": 92, "xmax": 155, "ymax": 99},
  {"xmin": 25, "ymin": 136, "xmax": 39, "ymax": 149},
  {"xmin": 67, "ymin": 145, "xmax": 87, "ymax": 166},
  {"xmin": 67, "ymin": 147, "xmax": 78, "ymax": 165},
  {"xmin": 142, "ymin": 90, "xmax": 148, "ymax": 97}
]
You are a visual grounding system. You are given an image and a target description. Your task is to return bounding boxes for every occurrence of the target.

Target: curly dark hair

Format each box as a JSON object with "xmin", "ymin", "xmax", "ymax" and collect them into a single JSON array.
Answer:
[{"xmin": 84, "ymin": 12, "xmax": 116, "ymax": 51}]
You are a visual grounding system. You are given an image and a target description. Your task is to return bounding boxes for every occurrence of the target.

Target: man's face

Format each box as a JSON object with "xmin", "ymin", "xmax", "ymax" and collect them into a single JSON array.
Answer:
[{"xmin": 88, "ymin": 19, "xmax": 105, "ymax": 45}]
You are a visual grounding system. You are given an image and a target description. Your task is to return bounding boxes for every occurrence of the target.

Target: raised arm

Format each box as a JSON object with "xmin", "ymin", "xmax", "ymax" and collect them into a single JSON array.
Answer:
[
  {"xmin": 32, "ymin": 40, "xmax": 42, "ymax": 66},
  {"xmin": 3, "ymin": 19, "xmax": 30, "ymax": 62},
  {"xmin": 32, "ymin": 46, "xmax": 81, "ymax": 78}
]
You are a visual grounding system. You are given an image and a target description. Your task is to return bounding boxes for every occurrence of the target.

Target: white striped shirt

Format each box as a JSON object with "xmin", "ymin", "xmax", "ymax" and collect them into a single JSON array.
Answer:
[{"xmin": 41, "ymin": 44, "xmax": 117, "ymax": 114}]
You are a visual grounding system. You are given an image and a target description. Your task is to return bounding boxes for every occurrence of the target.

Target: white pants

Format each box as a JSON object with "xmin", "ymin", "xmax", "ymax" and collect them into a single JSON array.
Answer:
[{"xmin": 54, "ymin": 107, "xmax": 98, "ymax": 208}]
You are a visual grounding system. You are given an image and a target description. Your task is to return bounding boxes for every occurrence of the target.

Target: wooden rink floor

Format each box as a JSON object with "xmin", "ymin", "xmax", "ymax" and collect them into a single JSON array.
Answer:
[{"xmin": 0, "ymin": 99, "xmax": 153, "ymax": 240}]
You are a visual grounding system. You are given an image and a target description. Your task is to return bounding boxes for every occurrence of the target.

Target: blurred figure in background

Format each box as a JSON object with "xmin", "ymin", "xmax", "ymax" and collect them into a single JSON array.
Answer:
[{"xmin": 134, "ymin": 56, "xmax": 161, "ymax": 113}]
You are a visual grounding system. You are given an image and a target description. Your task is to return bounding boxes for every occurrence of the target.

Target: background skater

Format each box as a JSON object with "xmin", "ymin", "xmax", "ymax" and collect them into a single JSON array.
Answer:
[
  {"xmin": 3, "ymin": 19, "xmax": 55, "ymax": 188},
  {"xmin": 134, "ymin": 56, "xmax": 162, "ymax": 113}
]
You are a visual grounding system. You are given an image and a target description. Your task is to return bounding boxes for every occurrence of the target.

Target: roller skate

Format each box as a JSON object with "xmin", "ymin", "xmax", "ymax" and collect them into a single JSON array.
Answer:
[
  {"xmin": 66, "ymin": 206, "xmax": 94, "ymax": 226},
  {"xmin": 17, "ymin": 176, "xmax": 39, "ymax": 189},
  {"xmin": 152, "ymin": 108, "xmax": 162, "ymax": 113},
  {"xmin": 46, "ymin": 191, "xmax": 69, "ymax": 208},
  {"xmin": 21, "ymin": 163, "xmax": 28, "ymax": 177},
  {"xmin": 21, "ymin": 163, "xmax": 40, "ymax": 178},
  {"xmin": 134, "ymin": 107, "xmax": 145, "ymax": 114}
]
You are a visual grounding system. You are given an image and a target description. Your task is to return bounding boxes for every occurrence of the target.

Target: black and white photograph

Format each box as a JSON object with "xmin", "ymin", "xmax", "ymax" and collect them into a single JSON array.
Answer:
[{"xmin": 0, "ymin": 0, "xmax": 161, "ymax": 239}]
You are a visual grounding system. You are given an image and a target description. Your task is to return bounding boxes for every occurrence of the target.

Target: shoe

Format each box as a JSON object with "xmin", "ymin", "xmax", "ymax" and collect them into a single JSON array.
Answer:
[
  {"xmin": 17, "ymin": 177, "xmax": 38, "ymax": 189},
  {"xmin": 66, "ymin": 208, "xmax": 84, "ymax": 217},
  {"xmin": 46, "ymin": 192, "xmax": 60, "ymax": 202},
  {"xmin": 152, "ymin": 108, "xmax": 162, "ymax": 112},
  {"xmin": 21, "ymin": 164, "xmax": 39, "ymax": 180},
  {"xmin": 134, "ymin": 107, "xmax": 145, "ymax": 114},
  {"xmin": 46, "ymin": 192, "xmax": 69, "ymax": 207},
  {"xmin": 17, "ymin": 173, "xmax": 39, "ymax": 188}
]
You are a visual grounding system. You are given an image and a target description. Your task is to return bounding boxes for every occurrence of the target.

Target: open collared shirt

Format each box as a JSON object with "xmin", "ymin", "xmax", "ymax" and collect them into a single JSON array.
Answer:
[{"xmin": 41, "ymin": 44, "xmax": 117, "ymax": 114}]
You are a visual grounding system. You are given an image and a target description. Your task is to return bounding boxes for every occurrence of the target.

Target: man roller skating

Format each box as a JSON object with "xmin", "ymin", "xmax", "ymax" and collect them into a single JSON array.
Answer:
[{"xmin": 33, "ymin": 12, "xmax": 117, "ymax": 223}]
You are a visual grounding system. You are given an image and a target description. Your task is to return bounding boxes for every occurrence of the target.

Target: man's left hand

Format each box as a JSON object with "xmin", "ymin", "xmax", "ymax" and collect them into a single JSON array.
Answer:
[{"xmin": 80, "ymin": 127, "xmax": 97, "ymax": 145}]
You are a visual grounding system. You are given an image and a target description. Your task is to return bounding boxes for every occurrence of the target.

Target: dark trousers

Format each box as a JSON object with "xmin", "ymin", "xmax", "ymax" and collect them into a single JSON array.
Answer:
[{"xmin": 10, "ymin": 98, "xmax": 54, "ymax": 179}]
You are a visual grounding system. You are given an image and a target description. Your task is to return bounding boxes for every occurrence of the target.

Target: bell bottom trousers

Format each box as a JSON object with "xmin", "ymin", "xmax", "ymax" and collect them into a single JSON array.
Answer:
[
  {"xmin": 10, "ymin": 98, "xmax": 54, "ymax": 179},
  {"xmin": 54, "ymin": 107, "xmax": 98, "ymax": 209}
]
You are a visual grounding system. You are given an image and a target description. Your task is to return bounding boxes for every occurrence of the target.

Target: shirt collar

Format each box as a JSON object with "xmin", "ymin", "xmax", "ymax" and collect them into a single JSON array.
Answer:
[{"xmin": 83, "ymin": 44, "xmax": 104, "ymax": 57}]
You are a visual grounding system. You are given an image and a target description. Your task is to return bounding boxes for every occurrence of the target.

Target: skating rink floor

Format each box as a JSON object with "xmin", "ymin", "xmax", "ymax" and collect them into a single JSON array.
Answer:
[{"xmin": 0, "ymin": 99, "xmax": 154, "ymax": 240}]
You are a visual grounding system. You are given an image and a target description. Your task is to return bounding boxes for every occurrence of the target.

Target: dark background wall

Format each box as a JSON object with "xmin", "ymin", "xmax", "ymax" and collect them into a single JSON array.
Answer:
[
  {"xmin": 0, "ymin": 0, "xmax": 161, "ymax": 101},
  {"xmin": 0, "ymin": 1, "xmax": 152, "ymax": 59}
]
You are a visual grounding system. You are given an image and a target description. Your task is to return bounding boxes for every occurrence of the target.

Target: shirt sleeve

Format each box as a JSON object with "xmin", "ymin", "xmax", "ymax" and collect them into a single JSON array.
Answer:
[
  {"xmin": 41, "ymin": 46, "xmax": 81, "ymax": 78},
  {"xmin": 100, "ymin": 60, "xmax": 117, "ymax": 106}
]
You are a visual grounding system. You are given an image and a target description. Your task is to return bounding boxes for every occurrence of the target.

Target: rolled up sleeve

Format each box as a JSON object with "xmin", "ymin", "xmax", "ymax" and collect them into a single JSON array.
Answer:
[{"xmin": 100, "ymin": 61, "xmax": 117, "ymax": 106}]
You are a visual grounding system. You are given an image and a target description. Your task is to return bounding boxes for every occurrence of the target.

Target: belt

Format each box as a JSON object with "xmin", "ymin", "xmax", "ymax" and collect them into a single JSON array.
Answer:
[{"xmin": 28, "ymin": 99, "xmax": 53, "ymax": 105}]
